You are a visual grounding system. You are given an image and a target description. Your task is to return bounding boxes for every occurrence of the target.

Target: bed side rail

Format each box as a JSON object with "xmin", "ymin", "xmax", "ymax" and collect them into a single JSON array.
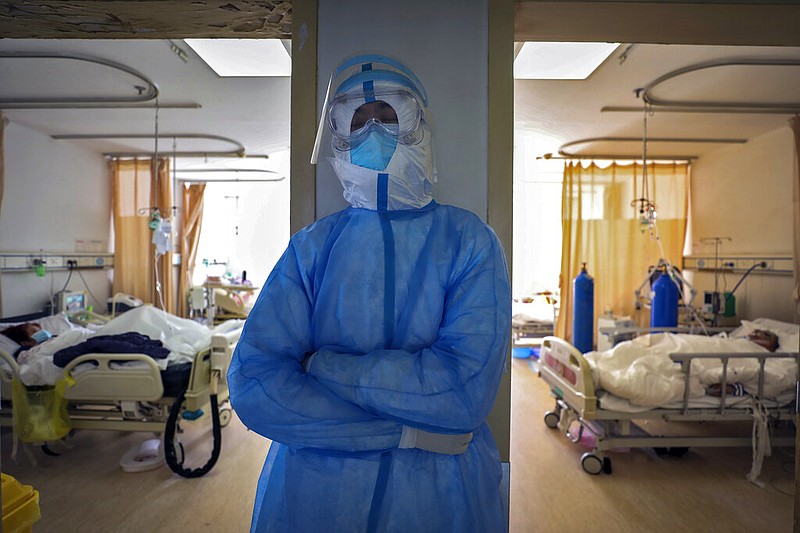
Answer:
[
  {"xmin": 0, "ymin": 347, "xmax": 20, "ymax": 401},
  {"xmin": 599, "ymin": 325, "xmax": 735, "ymax": 347},
  {"xmin": 212, "ymin": 324, "xmax": 242, "ymax": 380},
  {"xmin": 183, "ymin": 324, "xmax": 243, "ymax": 410},
  {"xmin": 62, "ymin": 353, "xmax": 164, "ymax": 402},
  {"xmin": 670, "ymin": 351, "xmax": 799, "ymax": 414},
  {"xmin": 539, "ymin": 336, "xmax": 598, "ymax": 417}
]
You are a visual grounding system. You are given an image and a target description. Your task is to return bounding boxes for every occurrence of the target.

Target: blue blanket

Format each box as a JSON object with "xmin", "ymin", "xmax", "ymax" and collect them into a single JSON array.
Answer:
[{"xmin": 53, "ymin": 332, "xmax": 170, "ymax": 368}]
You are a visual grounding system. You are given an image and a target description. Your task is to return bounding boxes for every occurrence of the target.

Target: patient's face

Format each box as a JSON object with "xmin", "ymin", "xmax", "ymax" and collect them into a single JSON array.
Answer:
[
  {"xmin": 1, "ymin": 322, "xmax": 41, "ymax": 347},
  {"xmin": 748, "ymin": 329, "xmax": 778, "ymax": 352}
]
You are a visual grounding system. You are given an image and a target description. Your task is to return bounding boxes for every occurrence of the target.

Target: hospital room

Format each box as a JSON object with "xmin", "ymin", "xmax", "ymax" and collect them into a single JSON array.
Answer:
[{"xmin": 0, "ymin": 1, "xmax": 798, "ymax": 532}]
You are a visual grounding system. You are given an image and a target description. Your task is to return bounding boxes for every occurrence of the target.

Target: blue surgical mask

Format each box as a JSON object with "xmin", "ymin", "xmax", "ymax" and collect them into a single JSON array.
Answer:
[
  {"xmin": 31, "ymin": 329, "xmax": 52, "ymax": 344},
  {"xmin": 350, "ymin": 130, "xmax": 398, "ymax": 171}
]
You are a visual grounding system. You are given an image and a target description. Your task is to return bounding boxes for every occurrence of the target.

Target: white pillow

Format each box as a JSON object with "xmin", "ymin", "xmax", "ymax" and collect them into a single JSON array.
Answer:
[
  {"xmin": 732, "ymin": 318, "xmax": 799, "ymax": 352},
  {"xmin": 0, "ymin": 333, "xmax": 20, "ymax": 357},
  {"xmin": 1, "ymin": 313, "xmax": 77, "ymax": 336},
  {"xmin": 777, "ymin": 332, "xmax": 799, "ymax": 352},
  {"xmin": 752, "ymin": 317, "xmax": 799, "ymax": 336},
  {"xmin": 35, "ymin": 313, "xmax": 77, "ymax": 335}
]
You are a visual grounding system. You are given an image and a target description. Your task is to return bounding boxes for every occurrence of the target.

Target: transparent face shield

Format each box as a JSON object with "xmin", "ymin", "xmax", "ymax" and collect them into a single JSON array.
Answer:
[{"xmin": 311, "ymin": 54, "xmax": 430, "ymax": 164}]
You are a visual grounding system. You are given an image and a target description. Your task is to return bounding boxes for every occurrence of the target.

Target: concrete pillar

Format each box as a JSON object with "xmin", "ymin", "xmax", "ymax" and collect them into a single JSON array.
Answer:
[{"xmin": 291, "ymin": 0, "xmax": 513, "ymax": 462}]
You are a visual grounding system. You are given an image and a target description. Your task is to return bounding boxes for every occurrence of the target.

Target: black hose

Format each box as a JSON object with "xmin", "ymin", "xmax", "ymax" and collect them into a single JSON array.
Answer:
[
  {"xmin": 164, "ymin": 390, "xmax": 222, "ymax": 478},
  {"xmin": 730, "ymin": 262, "xmax": 767, "ymax": 296}
]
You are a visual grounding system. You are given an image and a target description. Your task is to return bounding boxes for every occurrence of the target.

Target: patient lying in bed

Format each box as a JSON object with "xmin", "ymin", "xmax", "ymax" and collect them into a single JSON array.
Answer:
[
  {"xmin": 1, "ymin": 307, "xmax": 239, "ymax": 387},
  {"xmin": 1, "ymin": 323, "xmax": 44, "ymax": 349},
  {"xmin": 707, "ymin": 330, "xmax": 779, "ymax": 397},
  {"xmin": 584, "ymin": 319, "xmax": 798, "ymax": 408}
]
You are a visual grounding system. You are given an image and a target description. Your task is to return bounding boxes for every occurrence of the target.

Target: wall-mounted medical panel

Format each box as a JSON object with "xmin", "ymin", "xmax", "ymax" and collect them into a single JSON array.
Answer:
[
  {"xmin": 0, "ymin": 252, "xmax": 114, "ymax": 273},
  {"xmin": 682, "ymin": 255, "xmax": 792, "ymax": 275}
]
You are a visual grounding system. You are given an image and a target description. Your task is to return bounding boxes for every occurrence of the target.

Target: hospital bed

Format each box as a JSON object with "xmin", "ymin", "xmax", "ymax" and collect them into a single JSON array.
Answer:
[
  {"xmin": 512, "ymin": 297, "xmax": 557, "ymax": 344},
  {"xmin": 0, "ymin": 307, "xmax": 244, "ymax": 478},
  {"xmin": 538, "ymin": 320, "xmax": 799, "ymax": 483}
]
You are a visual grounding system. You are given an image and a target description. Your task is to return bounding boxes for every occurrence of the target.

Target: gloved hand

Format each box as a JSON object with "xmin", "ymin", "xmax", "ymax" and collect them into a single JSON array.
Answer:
[{"xmin": 398, "ymin": 426, "xmax": 473, "ymax": 455}]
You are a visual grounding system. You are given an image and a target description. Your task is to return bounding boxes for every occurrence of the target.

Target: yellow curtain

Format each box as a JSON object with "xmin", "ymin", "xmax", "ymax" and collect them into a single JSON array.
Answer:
[
  {"xmin": 555, "ymin": 161, "xmax": 690, "ymax": 346},
  {"xmin": 177, "ymin": 183, "xmax": 206, "ymax": 317},
  {"xmin": 790, "ymin": 115, "xmax": 800, "ymax": 323},
  {"xmin": 111, "ymin": 158, "xmax": 175, "ymax": 313}
]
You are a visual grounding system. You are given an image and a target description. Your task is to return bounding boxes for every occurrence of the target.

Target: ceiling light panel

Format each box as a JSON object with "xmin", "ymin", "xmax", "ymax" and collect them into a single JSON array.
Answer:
[
  {"xmin": 514, "ymin": 42, "xmax": 618, "ymax": 80},
  {"xmin": 185, "ymin": 39, "xmax": 291, "ymax": 77}
]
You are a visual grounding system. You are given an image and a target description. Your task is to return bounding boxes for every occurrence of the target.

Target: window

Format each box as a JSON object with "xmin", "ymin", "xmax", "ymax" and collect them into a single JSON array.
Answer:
[
  {"xmin": 513, "ymin": 133, "xmax": 563, "ymax": 298},
  {"xmin": 191, "ymin": 151, "xmax": 290, "ymax": 289}
]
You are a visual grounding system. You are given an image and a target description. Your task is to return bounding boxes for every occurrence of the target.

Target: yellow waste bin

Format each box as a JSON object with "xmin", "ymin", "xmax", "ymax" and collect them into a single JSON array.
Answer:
[{"xmin": 2, "ymin": 473, "xmax": 41, "ymax": 533}]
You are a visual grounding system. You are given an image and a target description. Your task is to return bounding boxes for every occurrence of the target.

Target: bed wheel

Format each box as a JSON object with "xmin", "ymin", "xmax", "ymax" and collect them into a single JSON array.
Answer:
[
  {"xmin": 544, "ymin": 411, "xmax": 560, "ymax": 429},
  {"xmin": 580, "ymin": 453, "xmax": 604, "ymax": 475},
  {"xmin": 219, "ymin": 407, "xmax": 232, "ymax": 427},
  {"xmin": 602, "ymin": 456, "xmax": 612, "ymax": 474}
]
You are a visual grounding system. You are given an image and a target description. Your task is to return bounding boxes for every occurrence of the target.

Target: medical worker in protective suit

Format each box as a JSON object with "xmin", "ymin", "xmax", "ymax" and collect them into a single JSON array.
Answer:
[{"xmin": 228, "ymin": 54, "xmax": 511, "ymax": 532}]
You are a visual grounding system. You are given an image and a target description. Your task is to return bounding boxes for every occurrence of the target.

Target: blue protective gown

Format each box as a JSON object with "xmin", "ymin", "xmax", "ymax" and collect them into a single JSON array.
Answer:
[{"xmin": 228, "ymin": 199, "xmax": 511, "ymax": 532}]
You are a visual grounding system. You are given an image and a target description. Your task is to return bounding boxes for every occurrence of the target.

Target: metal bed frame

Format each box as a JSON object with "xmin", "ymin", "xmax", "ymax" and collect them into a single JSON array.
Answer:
[
  {"xmin": 0, "ymin": 324, "xmax": 242, "ymax": 477},
  {"xmin": 538, "ymin": 335, "xmax": 798, "ymax": 476}
]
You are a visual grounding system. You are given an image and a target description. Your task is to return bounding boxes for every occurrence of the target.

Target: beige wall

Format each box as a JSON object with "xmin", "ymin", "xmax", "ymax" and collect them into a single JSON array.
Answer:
[{"xmin": 687, "ymin": 126, "xmax": 795, "ymax": 322}]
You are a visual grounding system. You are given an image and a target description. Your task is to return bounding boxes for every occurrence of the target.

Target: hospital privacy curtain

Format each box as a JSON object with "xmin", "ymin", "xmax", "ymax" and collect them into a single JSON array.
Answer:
[
  {"xmin": 555, "ymin": 161, "xmax": 689, "ymax": 345},
  {"xmin": 110, "ymin": 158, "xmax": 175, "ymax": 314},
  {"xmin": 791, "ymin": 115, "xmax": 800, "ymax": 323},
  {"xmin": 177, "ymin": 183, "xmax": 206, "ymax": 318}
]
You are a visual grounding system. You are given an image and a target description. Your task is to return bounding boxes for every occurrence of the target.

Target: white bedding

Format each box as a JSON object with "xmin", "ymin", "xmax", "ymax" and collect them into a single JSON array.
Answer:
[
  {"xmin": 2, "ymin": 307, "xmax": 241, "ymax": 387},
  {"xmin": 584, "ymin": 319, "xmax": 799, "ymax": 408},
  {"xmin": 512, "ymin": 300, "xmax": 555, "ymax": 325}
]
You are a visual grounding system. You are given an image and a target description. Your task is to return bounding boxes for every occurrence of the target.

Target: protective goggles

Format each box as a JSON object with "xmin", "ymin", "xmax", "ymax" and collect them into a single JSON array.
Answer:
[
  {"xmin": 327, "ymin": 89, "xmax": 424, "ymax": 149},
  {"xmin": 311, "ymin": 54, "xmax": 430, "ymax": 163}
]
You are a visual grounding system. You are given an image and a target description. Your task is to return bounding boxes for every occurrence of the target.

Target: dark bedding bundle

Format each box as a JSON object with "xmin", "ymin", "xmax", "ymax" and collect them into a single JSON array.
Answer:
[{"xmin": 53, "ymin": 332, "xmax": 170, "ymax": 368}]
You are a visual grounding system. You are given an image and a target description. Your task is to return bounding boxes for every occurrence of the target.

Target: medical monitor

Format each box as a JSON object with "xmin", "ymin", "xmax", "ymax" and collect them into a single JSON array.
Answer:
[{"xmin": 55, "ymin": 290, "xmax": 86, "ymax": 314}]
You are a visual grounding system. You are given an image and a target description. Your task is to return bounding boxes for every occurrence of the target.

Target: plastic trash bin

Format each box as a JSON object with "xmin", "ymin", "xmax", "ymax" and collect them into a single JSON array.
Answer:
[
  {"xmin": 2, "ymin": 473, "xmax": 41, "ymax": 533},
  {"xmin": 512, "ymin": 347, "xmax": 533, "ymax": 359}
]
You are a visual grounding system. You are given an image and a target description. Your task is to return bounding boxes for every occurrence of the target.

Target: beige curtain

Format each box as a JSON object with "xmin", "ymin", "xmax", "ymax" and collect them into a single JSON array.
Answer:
[
  {"xmin": 111, "ymin": 158, "xmax": 175, "ymax": 313},
  {"xmin": 555, "ymin": 161, "xmax": 690, "ymax": 346},
  {"xmin": 177, "ymin": 183, "xmax": 206, "ymax": 317},
  {"xmin": 790, "ymin": 116, "xmax": 800, "ymax": 323}
]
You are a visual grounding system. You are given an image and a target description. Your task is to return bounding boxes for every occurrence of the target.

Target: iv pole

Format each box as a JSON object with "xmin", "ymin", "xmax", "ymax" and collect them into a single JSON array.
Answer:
[{"xmin": 700, "ymin": 236, "xmax": 731, "ymax": 325}]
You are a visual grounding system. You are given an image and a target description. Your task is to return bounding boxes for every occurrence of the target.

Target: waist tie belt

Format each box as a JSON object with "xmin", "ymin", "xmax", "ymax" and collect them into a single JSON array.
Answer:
[{"xmin": 399, "ymin": 427, "xmax": 474, "ymax": 454}]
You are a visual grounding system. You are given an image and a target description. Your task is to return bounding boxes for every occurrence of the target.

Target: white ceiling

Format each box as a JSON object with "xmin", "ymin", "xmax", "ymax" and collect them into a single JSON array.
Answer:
[
  {"xmin": 0, "ymin": 38, "xmax": 291, "ymax": 173},
  {"xmin": 515, "ymin": 43, "xmax": 800, "ymax": 160},
  {"xmin": 1, "ymin": 38, "xmax": 799, "ymax": 170}
]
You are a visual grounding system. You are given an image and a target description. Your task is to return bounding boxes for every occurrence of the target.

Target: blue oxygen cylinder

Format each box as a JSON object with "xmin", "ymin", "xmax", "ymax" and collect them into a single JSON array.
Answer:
[
  {"xmin": 573, "ymin": 263, "xmax": 594, "ymax": 353},
  {"xmin": 651, "ymin": 270, "xmax": 679, "ymax": 327}
]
